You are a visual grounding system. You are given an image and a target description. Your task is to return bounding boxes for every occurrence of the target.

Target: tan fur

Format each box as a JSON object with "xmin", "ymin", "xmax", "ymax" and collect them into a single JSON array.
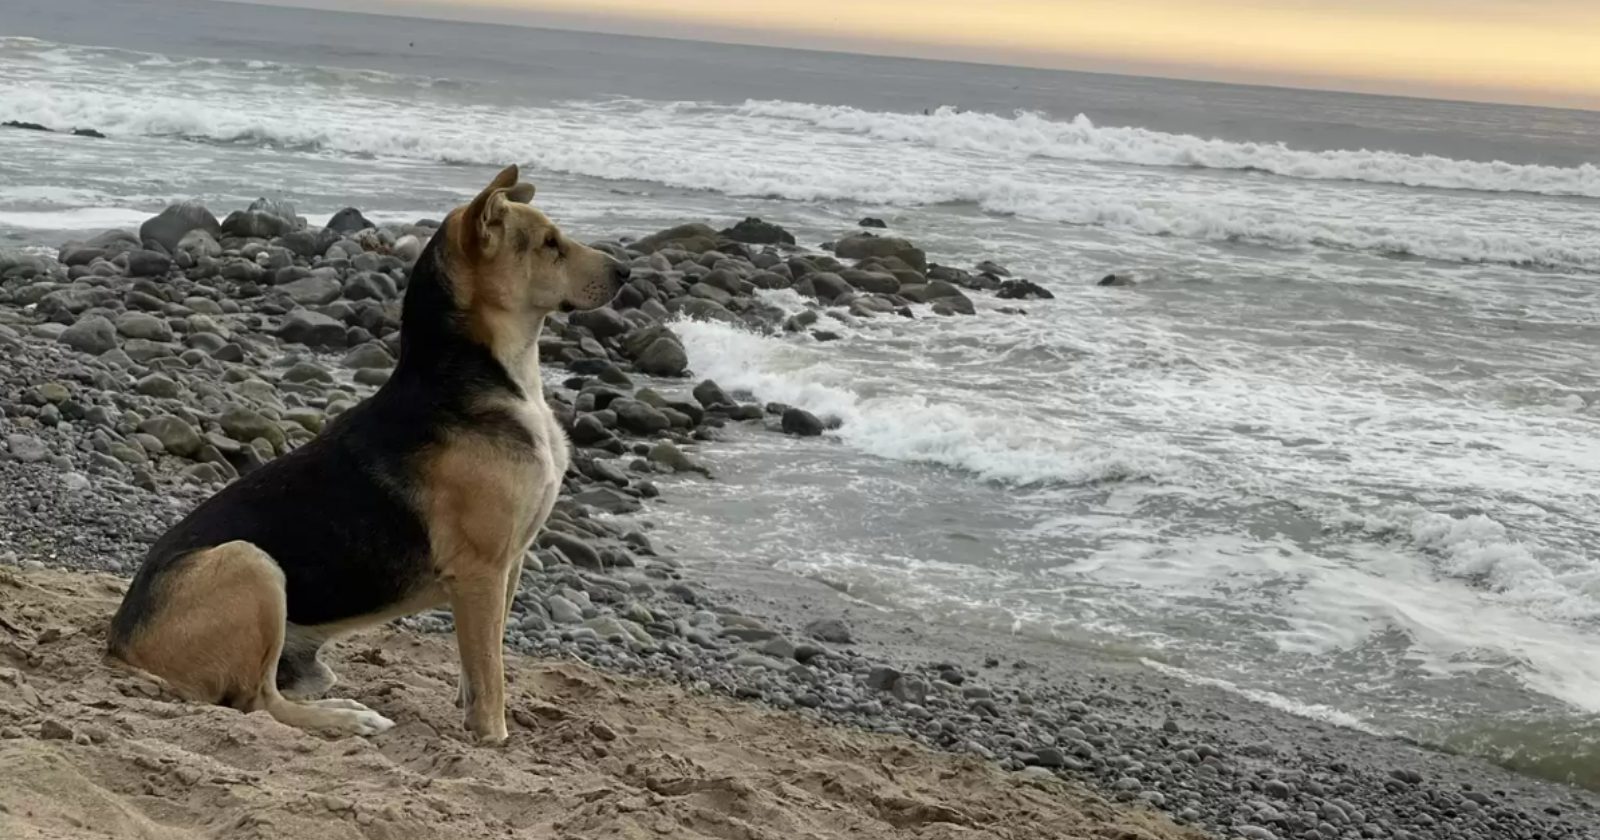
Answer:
[{"xmin": 115, "ymin": 542, "xmax": 395, "ymax": 735}]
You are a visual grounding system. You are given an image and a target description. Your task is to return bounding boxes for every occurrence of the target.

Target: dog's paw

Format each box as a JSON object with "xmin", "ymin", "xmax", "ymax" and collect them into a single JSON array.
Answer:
[
  {"xmin": 311, "ymin": 698, "xmax": 374, "ymax": 712},
  {"xmin": 465, "ymin": 714, "xmax": 508, "ymax": 745},
  {"xmin": 350, "ymin": 709, "xmax": 396, "ymax": 737}
]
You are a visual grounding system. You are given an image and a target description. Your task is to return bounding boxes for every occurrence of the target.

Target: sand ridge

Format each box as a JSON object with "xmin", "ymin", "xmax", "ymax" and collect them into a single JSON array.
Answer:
[{"xmin": 0, "ymin": 566, "xmax": 1202, "ymax": 840}]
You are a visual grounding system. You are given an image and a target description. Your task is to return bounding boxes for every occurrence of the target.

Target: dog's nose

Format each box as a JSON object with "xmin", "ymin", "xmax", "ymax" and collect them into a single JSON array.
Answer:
[{"xmin": 613, "ymin": 261, "xmax": 632, "ymax": 282}]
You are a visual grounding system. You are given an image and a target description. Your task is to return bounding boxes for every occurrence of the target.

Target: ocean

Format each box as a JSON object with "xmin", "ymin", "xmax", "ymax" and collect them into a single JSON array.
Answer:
[{"xmin": 3, "ymin": 0, "xmax": 1598, "ymax": 786}]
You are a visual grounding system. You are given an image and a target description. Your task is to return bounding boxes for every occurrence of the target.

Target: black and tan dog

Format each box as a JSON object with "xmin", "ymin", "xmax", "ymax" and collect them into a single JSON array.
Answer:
[{"xmin": 107, "ymin": 166, "xmax": 627, "ymax": 742}]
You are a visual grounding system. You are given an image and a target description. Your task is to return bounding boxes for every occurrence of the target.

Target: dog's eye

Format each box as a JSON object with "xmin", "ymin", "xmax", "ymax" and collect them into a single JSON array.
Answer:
[{"xmin": 544, "ymin": 233, "xmax": 560, "ymax": 250}]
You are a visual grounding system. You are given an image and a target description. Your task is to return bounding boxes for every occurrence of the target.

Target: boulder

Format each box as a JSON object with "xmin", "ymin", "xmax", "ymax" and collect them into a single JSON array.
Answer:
[
  {"xmin": 139, "ymin": 200, "xmax": 221, "ymax": 253},
  {"xmin": 996, "ymin": 278, "xmax": 1054, "ymax": 300},
  {"xmin": 858, "ymin": 217, "xmax": 887, "ymax": 228},
  {"xmin": 221, "ymin": 209, "xmax": 295, "ymax": 240},
  {"xmin": 58, "ymin": 315, "xmax": 117, "ymax": 355},
  {"xmin": 124, "ymin": 249, "xmax": 173, "ymax": 277},
  {"xmin": 279, "ymin": 274, "xmax": 343, "ymax": 306},
  {"xmin": 718, "ymin": 217, "xmax": 795, "ymax": 246},
  {"xmin": 276, "ymin": 309, "xmax": 347, "ymax": 349},
  {"xmin": 632, "ymin": 223, "xmax": 719, "ymax": 254},
  {"xmin": 624, "ymin": 325, "xmax": 689, "ymax": 377},
  {"xmin": 139, "ymin": 415, "xmax": 203, "ymax": 458},
  {"xmin": 569, "ymin": 306, "xmax": 630, "ymax": 340},
  {"xmin": 781, "ymin": 407, "xmax": 825, "ymax": 437},
  {"xmin": 324, "ymin": 207, "xmax": 375, "ymax": 235},
  {"xmin": 1098, "ymin": 273, "xmax": 1136, "ymax": 287},
  {"xmin": 833, "ymin": 232, "xmax": 926, "ymax": 273},
  {"xmin": 114, "ymin": 312, "xmax": 174, "ymax": 342}
]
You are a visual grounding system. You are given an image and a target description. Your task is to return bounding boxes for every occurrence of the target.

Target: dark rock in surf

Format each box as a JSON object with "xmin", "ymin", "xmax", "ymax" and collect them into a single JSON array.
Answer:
[
  {"xmin": 781, "ymin": 407, "xmax": 825, "ymax": 437},
  {"xmin": 2, "ymin": 121, "xmax": 50, "ymax": 132},
  {"xmin": 858, "ymin": 217, "xmax": 887, "ymax": 228},
  {"xmin": 718, "ymin": 217, "xmax": 795, "ymax": 246},
  {"xmin": 1098, "ymin": 273, "xmax": 1136, "ymax": 287},
  {"xmin": 832, "ymin": 232, "xmax": 927, "ymax": 273},
  {"xmin": 72, "ymin": 128, "xmax": 107, "ymax": 139},
  {"xmin": 995, "ymin": 278, "xmax": 1054, "ymax": 300},
  {"xmin": 276, "ymin": 309, "xmax": 347, "ymax": 350}
]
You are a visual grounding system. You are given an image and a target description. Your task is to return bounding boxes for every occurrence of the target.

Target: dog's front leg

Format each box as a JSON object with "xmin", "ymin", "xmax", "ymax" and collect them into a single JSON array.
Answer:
[{"xmin": 445, "ymin": 568, "xmax": 510, "ymax": 743}]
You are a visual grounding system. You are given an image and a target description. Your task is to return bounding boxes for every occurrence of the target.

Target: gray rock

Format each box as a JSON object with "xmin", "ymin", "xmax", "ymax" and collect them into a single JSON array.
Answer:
[
  {"xmin": 803, "ymin": 618, "xmax": 852, "ymax": 644},
  {"xmin": 340, "ymin": 342, "xmax": 395, "ymax": 369},
  {"xmin": 135, "ymin": 373, "xmax": 181, "ymax": 398},
  {"xmin": 140, "ymin": 200, "xmax": 221, "ymax": 253},
  {"xmin": 115, "ymin": 312, "xmax": 173, "ymax": 342},
  {"xmin": 325, "ymin": 207, "xmax": 374, "ymax": 234},
  {"xmin": 222, "ymin": 209, "xmax": 294, "ymax": 239},
  {"xmin": 139, "ymin": 415, "xmax": 202, "ymax": 458},
  {"xmin": 781, "ymin": 407, "xmax": 825, "ymax": 436},
  {"xmin": 276, "ymin": 309, "xmax": 347, "ymax": 349},
  {"xmin": 125, "ymin": 249, "xmax": 173, "ymax": 277},
  {"xmin": 58, "ymin": 315, "xmax": 117, "ymax": 355},
  {"xmin": 176, "ymin": 229, "xmax": 222, "ymax": 260},
  {"xmin": 692, "ymin": 379, "xmax": 734, "ymax": 409},
  {"xmin": 280, "ymin": 274, "xmax": 343, "ymax": 306},
  {"xmin": 570, "ymin": 487, "xmax": 642, "ymax": 514},
  {"xmin": 546, "ymin": 595, "xmax": 584, "ymax": 624},
  {"xmin": 648, "ymin": 441, "xmax": 709, "ymax": 476},
  {"xmin": 718, "ymin": 217, "xmax": 794, "ymax": 245},
  {"xmin": 220, "ymin": 406, "xmax": 285, "ymax": 449},
  {"xmin": 833, "ymin": 233, "xmax": 927, "ymax": 273},
  {"xmin": 537, "ymin": 532, "xmax": 602, "ymax": 569},
  {"xmin": 866, "ymin": 665, "xmax": 901, "ymax": 692},
  {"xmin": 6, "ymin": 435, "xmax": 49, "ymax": 464},
  {"xmin": 569, "ymin": 307, "xmax": 630, "ymax": 340},
  {"xmin": 612, "ymin": 399, "xmax": 670, "ymax": 435}
]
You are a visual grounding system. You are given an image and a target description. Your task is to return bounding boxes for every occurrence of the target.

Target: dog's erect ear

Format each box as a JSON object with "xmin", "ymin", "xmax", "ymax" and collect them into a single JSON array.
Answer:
[{"xmin": 462, "ymin": 165, "xmax": 521, "ymax": 255}]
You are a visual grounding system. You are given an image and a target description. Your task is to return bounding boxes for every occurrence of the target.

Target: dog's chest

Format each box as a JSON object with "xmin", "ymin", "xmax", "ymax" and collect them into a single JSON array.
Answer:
[{"xmin": 502, "ymin": 396, "xmax": 567, "ymax": 543}]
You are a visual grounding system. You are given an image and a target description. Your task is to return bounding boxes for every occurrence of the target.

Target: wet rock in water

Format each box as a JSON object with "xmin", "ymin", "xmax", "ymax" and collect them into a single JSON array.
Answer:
[
  {"xmin": 570, "ymin": 487, "xmax": 642, "ymax": 514},
  {"xmin": 858, "ymin": 217, "xmax": 887, "ymax": 228},
  {"xmin": 72, "ymin": 127, "xmax": 107, "ymax": 138},
  {"xmin": 324, "ymin": 207, "xmax": 374, "ymax": 234},
  {"xmin": 931, "ymin": 295, "xmax": 975, "ymax": 316},
  {"xmin": 611, "ymin": 399, "xmax": 671, "ymax": 435},
  {"xmin": 625, "ymin": 325, "xmax": 689, "ymax": 377},
  {"xmin": 140, "ymin": 200, "xmax": 222, "ymax": 253},
  {"xmin": 276, "ymin": 309, "xmax": 347, "ymax": 349},
  {"xmin": 718, "ymin": 217, "xmax": 795, "ymax": 246},
  {"xmin": 996, "ymin": 278, "xmax": 1054, "ymax": 300},
  {"xmin": 974, "ymin": 259, "xmax": 1011, "ymax": 277},
  {"xmin": 803, "ymin": 618, "xmax": 852, "ymax": 644},
  {"xmin": 3, "ymin": 120, "xmax": 51, "ymax": 132},
  {"xmin": 781, "ymin": 407, "xmax": 825, "ymax": 437},
  {"xmin": 139, "ymin": 415, "xmax": 203, "ymax": 458},
  {"xmin": 798, "ymin": 271, "xmax": 852, "ymax": 303},
  {"xmin": 832, "ymin": 232, "xmax": 927, "ymax": 273},
  {"xmin": 692, "ymin": 379, "xmax": 734, "ymax": 409},
  {"xmin": 58, "ymin": 315, "xmax": 118, "ymax": 355},
  {"xmin": 1097, "ymin": 273, "xmax": 1136, "ymax": 287},
  {"xmin": 648, "ymin": 441, "xmax": 710, "ymax": 476}
]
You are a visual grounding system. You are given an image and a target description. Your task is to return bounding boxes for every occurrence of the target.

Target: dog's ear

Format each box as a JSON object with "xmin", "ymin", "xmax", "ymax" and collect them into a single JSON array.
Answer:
[{"xmin": 462, "ymin": 165, "xmax": 521, "ymax": 255}]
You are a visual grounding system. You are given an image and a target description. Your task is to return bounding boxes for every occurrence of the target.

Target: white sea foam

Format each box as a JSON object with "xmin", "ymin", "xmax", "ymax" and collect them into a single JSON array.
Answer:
[
  {"xmin": 1141, "ymin": 659, "xmax": 1387, "ymax": 734},
  {"xmin": 0, "ymin": 207, "xmax": 153, "ymax": 230},
  {"xmin": 674, "ymin": 318, "xmax": 1173, "ymax": 486},
  {"xmin": 740, "ymin": 101, "xmax": 1600, "ymax": 199}
]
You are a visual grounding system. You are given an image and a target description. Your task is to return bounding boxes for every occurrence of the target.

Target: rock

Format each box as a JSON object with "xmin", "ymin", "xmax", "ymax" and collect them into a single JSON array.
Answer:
[
  {"xmin": 858, "ymin": 217, "xmax": 887, "ymax": 228},
  {"xmin": 718, "ymin": 217, "xmax": 795, "ymax": 245},
  {"xmin": 125, "ymin": 249, "xmax": 173, "ymax": 277},
  {"xmin": 799, "ymin": 271, "xmax": 852, "ymax": 303},
  {"xmin": 325, "ymin": 207, "xmax": 374, "ymax": 234},
  {"xmin": 59, "ymin": 315, "xmax": 117, "ymax": 355},
  {"xmin": 1097, "ymin": 273, "xmax": 1136, "ymax": 287},
  {"xmin": 570, "ymin": 487, "xmax": 642, "ymax": 514},
  {"xmin": 538, "ymin": 532, "xmax": 603, "ymax": 569},
  {"xmin": 975, "ymin": 260, "xmax": 1011, "ymax": 277},
  {"xmin": 139, "ymin": 200, "xmax": 221, "ymax": 253},
  {"xmin": 248, "ymin": 196, "xmax": 300, "ymax": 223},
  {"xmin": 176, "ymin": 229, "xmax": 222, "ymax": 260},
  {"xmin": 866, "ymin": 665, "xmax": 901, "ymax": 692},
  {"xmin": 833, "ymin": 233, "xmax": 927, "ymax": 273},
  {"xmin": 283, "ymin": 361, "xmax": 333, "ymax": 384},
  {"xmin": 633, "ymin": 223, "xmax": 719, "ymax": 253},
  {"xmin": 627, "ymin": 329, "xmax": 689, "ymax": 377},
  {"xmin": 72, "ymin": 128, "xmax": 107, "ymax": 138},
  {"xmin": 341, "ymin": 343, "xmax": 395, "ymax": 369},
  {"xmin": 693, "ymin": 380, "xmax": 734, "ymax": 409},
  {"xmin": 343, "ymin": 271, "xmax": 398, "ymax": 301},
  {"xmin": 996, "ymin": 278, "xmax": 1054, "ymax": 300},
  {"xmin": 220, "ymin": 406, "xmax": 285, "ymax": 449},
  {"xmin": 114, "ymin": 312, "xmax": 173, "ymax": 342},
  {"xmin": 569, "ymin": 307, "xmax": 630, "ymax": 340},
  {"xmin": 280, "ymin": 274, "xmax": 343, "ymax": 306},
  {"xmin": 392, "ymin": 234, "xmax": 423, "ymax": 263},
  {"xmin": 139, "ymin": 415, "xmax": 203, "ymax": 458},
  {"xmin": 3, "ymin": 120, "xmax": 51, "ymax": 132},
  {"xmin": 612, "ymin": 399, "xmax": 671, "ymax": 435},
  {"xmin": 135, "ymin": 374, "xmax": 181, "ymax": 398},
  {"xmin": 840, "ymin": 269, "xmax": 900, "ymax": 295},
  {"xmin": 546, "ymin": 595, "xmax": 584, "ymax": 625},
  {"xmin": 38, "ymin": 719, "xmax": 75, "ymax": 740},
  {"xmin": 221, "ymin": 209, "xmax": 295, "ymax": 240},
  {"xmin": 276, "ymin": 309, "xmax": 347, "ymax": 349},
  {"xmin": 6, "ymin": 435, "xmax": 49, "ymax": 464},
  {"xmin": 570, "ymin": 414, "xmax": 613, "ymax": 446},
  {"xmin": 803, "ymin": 618, "xmax": 852, "ymax": 644},
  {"xmin": 931, "ymin": 295, "xmax": 975, "ymax": 316},
  {"xmin": 781, "ymin": 408, "xmax": 825, "ymax": 437},
  {"xmin": 649, "ymin": 441, "xmax": 709, "ymax": 475}
]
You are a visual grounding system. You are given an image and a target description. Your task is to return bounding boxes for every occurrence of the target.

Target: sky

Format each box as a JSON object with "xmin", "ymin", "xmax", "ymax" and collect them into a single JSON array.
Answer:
[{"xmin": 248, "ymin": 0, "xmax": 1600, "ymax": 108}]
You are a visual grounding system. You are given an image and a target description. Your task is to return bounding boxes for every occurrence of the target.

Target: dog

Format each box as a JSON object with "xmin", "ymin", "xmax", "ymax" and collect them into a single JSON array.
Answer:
[{"xmin": 107, "ymin": 165, "xmax": 628, "ymax": 743}]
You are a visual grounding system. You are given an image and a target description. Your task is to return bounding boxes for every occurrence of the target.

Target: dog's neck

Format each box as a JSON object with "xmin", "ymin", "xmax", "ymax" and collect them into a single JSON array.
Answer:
[{"xmin": 391, "ymin": 234, "xmax": 545, "ymax": 405}]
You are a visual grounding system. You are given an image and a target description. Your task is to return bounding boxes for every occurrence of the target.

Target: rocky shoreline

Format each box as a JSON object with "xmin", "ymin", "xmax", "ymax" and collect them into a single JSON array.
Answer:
[{"xmin": 0, "ymin": 196, "xmax": 1595, "ymax": 840}]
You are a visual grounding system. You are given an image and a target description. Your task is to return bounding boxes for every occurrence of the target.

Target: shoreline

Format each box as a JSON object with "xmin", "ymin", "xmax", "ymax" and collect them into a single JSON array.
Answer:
[{"xmin": 0, "ymin": 198, "xmax": 1596, "ymax": 840}]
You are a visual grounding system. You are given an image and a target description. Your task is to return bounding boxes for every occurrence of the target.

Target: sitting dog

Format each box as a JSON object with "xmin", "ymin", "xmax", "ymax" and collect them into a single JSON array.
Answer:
[{"xmin": 108, "ymin": 165, "xmax": 627, "ymax": 742}]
